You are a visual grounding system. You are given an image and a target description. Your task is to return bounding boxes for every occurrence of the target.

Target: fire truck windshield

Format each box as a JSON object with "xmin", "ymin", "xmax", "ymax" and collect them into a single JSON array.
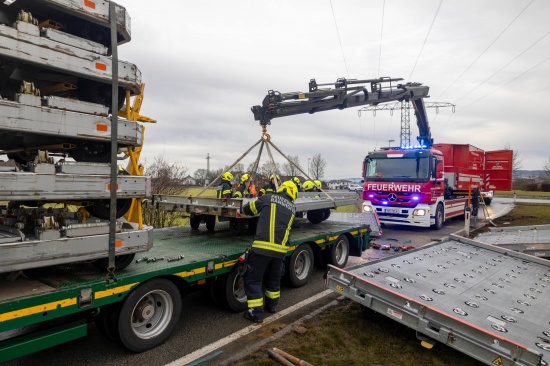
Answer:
[{"xmin": 364, "ymin": 156, "xmax": 430, "ymax": 180}]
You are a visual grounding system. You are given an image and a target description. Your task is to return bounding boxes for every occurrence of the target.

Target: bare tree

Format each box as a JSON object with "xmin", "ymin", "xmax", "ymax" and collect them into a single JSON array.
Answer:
[
  {"xmin": 310, "ymin": 153, "xmax": 326, "ymax": 180},
  {"xmin": 142, "ymin": 155, "xmax": 189, "ymax": 228},
  {"xmin": 504, "ymin": 142, "xmax": 523, "ymax": 173},
  {"xmin": 193, "ymin": 168, "xmax": 207, "ymax": 186},
  {"xmin": 282, "ymin": 155, "xmax": 302, "ymax": 176},
  {"xmin": 259, "ymin": 160, "xmax": 281, "ymax": 178}
]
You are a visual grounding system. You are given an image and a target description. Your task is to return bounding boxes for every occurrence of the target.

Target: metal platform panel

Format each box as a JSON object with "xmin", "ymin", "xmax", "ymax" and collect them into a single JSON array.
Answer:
[
  {"xmin": 475, "ymin": 225, "xmax": 550, "ymax": 258},
  {"xmin": 42, "ymin": 95, "xmax": 109, "ymax": 116},
  {"xmin": 326, "ymin": 212, "xmax": 382, "ymax": 237},
  {"xmin": 327, "ymin": 234, "xmax": 549, "ymax": 366},
  {"xmin": 0, "ymin": 21, "xmax": 140, "ymax": 93},
  {"xmin": 42, "ymin": 27, "xmax": 108, "ymax": 55},
  {"xmin": 150, "ymin": 192, "xmax": 358, "ymax": 218},
  {"xmin": 0, "ymin": 170, "xmax": 150, "ymax": 200},
  {"xmin": 0, "ymin": 95, "xmax": 143, "ymax": 146},
  {"xmin": 0, "ymin": 225, "xmax": 153, "ymax": 273}
]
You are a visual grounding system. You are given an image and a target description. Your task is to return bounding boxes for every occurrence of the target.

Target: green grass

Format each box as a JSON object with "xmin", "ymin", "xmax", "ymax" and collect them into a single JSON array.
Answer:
[
  {"xmin": 234, "ymin": 202, "xmax": 550, "ymax": 366},
  {"xmin": 495, "ymin": 190, "xmax": 550, "ymax": 197}
]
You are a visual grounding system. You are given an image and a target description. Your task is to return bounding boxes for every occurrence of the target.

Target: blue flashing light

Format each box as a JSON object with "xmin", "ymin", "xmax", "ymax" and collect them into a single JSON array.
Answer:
[
  {"xmin": 368, "ymin": 194, "xmax": 374, "ymax": 198},
  {"xmin": 382, "ymin": 201, "xmax": 388, "ymax": 205},
  {"xmin": 412, "ymin": 195, "xmax": 419, "ymax": 201}
]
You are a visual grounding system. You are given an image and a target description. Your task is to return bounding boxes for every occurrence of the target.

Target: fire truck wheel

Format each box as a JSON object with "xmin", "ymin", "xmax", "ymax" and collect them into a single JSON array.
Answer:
[
  {"xmin": 117, "ymin": 278, "xmax": 182, "ymax": 352},
  {"xmin": 93, "ymin": 254, "xmax": 135, "ymax": 271},
  {"xmin": 205, "ymin": 215, "xmax": 216, "ymax": 231},
  {"xmin": 286, "ymin": 244, "xmax": 314, "ymax": 288},
  {"xmin": 70, "ymin": 140, "xmax": 111, "ymax": 163},
  {"xmin": 86, "ymin": 199, "xmax": 132, "ymax": 220},
  {"xmin": 210, "ymin": 267, "xmax": 247, "ymax": 312},
  {"xmin": 327, "ymin": 235, "xmax": 349, "ymax": 268},
  {"xmin": 190, "ymin": 215, "xmax": 201, "ymax": 230},
  {"xmin": 306, "ymin": 209, "xmax": 325, "ymax": 224},
  {"xmin": 432, "ymin": 204, "xmax": 444, "ymax": 230},
  {"xmin": 483, "ymin": 198, "xmax": 492, "ymax": 205}
]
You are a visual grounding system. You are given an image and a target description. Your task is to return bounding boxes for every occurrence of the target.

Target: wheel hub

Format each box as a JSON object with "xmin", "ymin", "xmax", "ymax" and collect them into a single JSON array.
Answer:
[{"xmin": 136, "ymin": 300, "xmax": 155, "ymax": 322}]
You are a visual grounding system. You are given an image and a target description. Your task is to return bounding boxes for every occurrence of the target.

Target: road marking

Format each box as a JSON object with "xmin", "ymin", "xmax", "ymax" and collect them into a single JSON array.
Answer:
[{"xmin": 165, "ymin": 289, "xmax": 333, "ymax": 366}]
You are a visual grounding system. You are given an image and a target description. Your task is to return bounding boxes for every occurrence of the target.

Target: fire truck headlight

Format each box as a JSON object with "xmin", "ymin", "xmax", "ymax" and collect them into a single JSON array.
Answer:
[
  {"xmin": 368, "ymin": 194, "xmax": 374, "ymax": 198},
  {"xmin": 362, "ymin": 205, "xmax": 373, "ymax": 212},
  {"xmin": 412, "ymin": 195, "xmax": 419, "ymax": 201},
  {"xmin": 413, "ymin": 209, "xmax": 426, "ymax": 216}
]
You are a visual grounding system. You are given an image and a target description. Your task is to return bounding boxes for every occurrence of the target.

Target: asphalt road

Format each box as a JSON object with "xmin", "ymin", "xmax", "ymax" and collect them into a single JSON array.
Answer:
[{"xmin": 5, "ymin": 199, "xmax": 515, "ymax": 366}]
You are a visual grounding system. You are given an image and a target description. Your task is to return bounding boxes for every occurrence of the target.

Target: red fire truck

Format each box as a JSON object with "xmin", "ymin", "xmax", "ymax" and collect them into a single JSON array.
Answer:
[{"xmin": 252, "ymin": 76, "xmax": 513, "ymax": 229}]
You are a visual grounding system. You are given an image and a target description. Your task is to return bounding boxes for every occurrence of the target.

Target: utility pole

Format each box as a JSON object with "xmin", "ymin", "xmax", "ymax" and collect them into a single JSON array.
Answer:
[
  {"xmin": 206, "ymin": 153, "xmax": 211, "ymax": 186},
  {"xmin": 358, "ymin": 102, "xmax": 455, "ymax": 147}
]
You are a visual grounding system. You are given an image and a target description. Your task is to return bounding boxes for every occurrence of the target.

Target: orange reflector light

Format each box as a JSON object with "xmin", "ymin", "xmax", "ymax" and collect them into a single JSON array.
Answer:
[
  {"xmin": 107, "ymin": 184, "xmax": 119, "ymax": 190},
  {"xmin": 197, "ymin": 279, "xmax": 206, "ymax": 285},
  {"xmin": 96, "ymin": 124, "xmax": 108, "ymax": 132},
  {"xmin": 84, "ymin": 0, "xmax": 96, "ymax": 9},
  {"xmin": 95, "ymin": 62, "xmax": 107, "ymax": 71},
  {"xmin": 115, "ymin": 240, "xmax": 122, "ymax": 248}
]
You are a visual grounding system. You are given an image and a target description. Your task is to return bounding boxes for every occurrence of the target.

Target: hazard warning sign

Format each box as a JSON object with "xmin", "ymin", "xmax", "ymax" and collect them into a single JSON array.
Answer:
[{"xmin": 492, "ymin": 356, "xmax": 503, "ymax": 366}]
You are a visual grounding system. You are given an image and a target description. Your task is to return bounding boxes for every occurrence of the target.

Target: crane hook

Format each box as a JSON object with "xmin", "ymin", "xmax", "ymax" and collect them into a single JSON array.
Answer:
[{"xmin": 261, "ymin": 125, "xmax": 271, "ymax": 141}]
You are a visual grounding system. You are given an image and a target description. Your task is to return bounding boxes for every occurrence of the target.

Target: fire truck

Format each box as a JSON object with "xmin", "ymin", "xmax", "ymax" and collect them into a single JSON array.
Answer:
[{"xmin": 252, "ymin": 77, "xmax": 513, "ymax": 229}]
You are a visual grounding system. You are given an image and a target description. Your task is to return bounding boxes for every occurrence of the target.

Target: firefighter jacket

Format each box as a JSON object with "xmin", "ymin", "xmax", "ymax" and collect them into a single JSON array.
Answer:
[
  {"xmin": 258, "ymin": 182, "xmax": 276, "ymax": 197},
  {"xmin": 217, "ymin": 180, "xmax": 232, "ymax": 199},
  {"xmin": 242, "ymin": 193, "xmax": 296, "ymax": 259},
  {"xmin": 233, "ymin": 183, "xmax": 251, "ymax": 198}
]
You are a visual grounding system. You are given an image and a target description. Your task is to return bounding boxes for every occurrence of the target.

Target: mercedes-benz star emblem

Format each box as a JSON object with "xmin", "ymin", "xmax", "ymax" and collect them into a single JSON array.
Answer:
[{"xmin": 388, "ymin": 193, "xmax": 397, "ymax": 202}]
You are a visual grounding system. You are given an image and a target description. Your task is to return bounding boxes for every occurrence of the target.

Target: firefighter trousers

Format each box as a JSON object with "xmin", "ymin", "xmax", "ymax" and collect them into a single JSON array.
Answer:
[{"xmin": 243, "ymin": 250, "xmax": 284, "ymax": 319}]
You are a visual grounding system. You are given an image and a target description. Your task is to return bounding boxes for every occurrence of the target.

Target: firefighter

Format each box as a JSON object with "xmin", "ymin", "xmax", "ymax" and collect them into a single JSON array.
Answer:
[
  {"xmin": 217, "ymin": 171, "xmax": 233, "ymax": 199},
  {"xmin": 233, "ymin": 173, "xmax": 252, "ymax": 198},
  {"xmin": 258, "ymin": 173, "xmax": 280, "ymax": 196},
  {"xmin": 241, "ymin": 180, "xmax": 297, "ymax": 323},
  {"xmin": 302, "ymin": 180, "xmax": 315, "ymax": 192},
  {"xmin": 293, "ymin": 176, "xmax": 303, "ymax": 192},
  {"xmin": 313, "ymin": 179, "xmax": 323, "ymax": 191}
]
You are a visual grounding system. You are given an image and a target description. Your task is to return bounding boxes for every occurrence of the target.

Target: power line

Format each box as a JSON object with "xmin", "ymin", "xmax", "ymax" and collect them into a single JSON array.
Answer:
[
  {"xmin": 408, "ymin": 0, "xmax": 443, "ymax": 81},
  {"xmin": 435, "ymin": 0, "xmax": 535, "ymax": 100},
  {"xmin": 329, "ymin": 0, "xmax": 349, "ymax": 76},
  {"xmin": 378, "ymin": 0, "xmax": 385, "ymax": 78}
]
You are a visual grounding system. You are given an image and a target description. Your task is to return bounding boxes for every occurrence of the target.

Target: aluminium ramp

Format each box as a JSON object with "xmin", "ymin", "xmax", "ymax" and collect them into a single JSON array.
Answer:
[
  {"xmin": 475, "ymin": 225, "xmax": 550, "ymax": 258},
  {"xmin": 327, "ymin": 234, "xmax": 549, "ymax": 366}
]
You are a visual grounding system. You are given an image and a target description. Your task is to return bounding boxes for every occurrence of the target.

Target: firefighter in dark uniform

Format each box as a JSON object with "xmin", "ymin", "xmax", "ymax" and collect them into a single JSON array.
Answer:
[
  {"xmin": 258, "ymin": 173, "xmax": 280, "ymax": 197},
  {"xmin": 233, "ymin": 173, "xmax": 252, "ymax": 198},
  {"xmin": 293, "ymin": 176, "xmax": 303, "ymax": 192},
  {"xmin": 241, "ymin": 180, "xmax": 297, "ymax": 323},
  {"xmin": 217, "ymin": 171, "xmax": 233, "ymax": 198}
]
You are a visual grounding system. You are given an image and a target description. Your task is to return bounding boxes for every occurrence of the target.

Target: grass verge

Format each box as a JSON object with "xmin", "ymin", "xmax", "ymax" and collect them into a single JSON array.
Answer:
[{"xmin": 233, "ymin": 202, "xmax": 550, "ymax": 366}]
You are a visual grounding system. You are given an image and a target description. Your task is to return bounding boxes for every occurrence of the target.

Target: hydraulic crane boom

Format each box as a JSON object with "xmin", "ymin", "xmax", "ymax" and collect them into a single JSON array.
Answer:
[{"xmin": 251, "ymin": 77, "xmax": 434, "ymax": 147}]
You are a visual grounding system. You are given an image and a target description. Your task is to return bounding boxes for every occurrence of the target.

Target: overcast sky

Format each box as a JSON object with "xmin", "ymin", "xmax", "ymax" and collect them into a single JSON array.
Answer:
[{"xmin": 118, "ymin": 0, "xmax": 550, "ymax": 180}]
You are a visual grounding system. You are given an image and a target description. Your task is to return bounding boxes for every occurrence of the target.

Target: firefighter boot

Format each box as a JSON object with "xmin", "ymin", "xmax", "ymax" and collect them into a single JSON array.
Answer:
[{"xmin": 244, "ymin": 308, "xmax": 264, "ymax": 323}]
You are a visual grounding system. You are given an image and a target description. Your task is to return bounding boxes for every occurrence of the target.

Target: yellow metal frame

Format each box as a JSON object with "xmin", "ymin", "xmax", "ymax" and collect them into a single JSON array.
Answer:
[{"xmin": 117, "ymin": 84, "xmax": 156, "ymax": 228}]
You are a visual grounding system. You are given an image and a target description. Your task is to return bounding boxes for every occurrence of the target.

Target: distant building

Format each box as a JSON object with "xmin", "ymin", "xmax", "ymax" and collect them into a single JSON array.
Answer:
[
  {"xmin": 327, "ymin": 179, "xmax": 352, "ymax": 190},
  {"xmin": 182, "ymin": 175, "xmax": 197, "ymax": 186}
]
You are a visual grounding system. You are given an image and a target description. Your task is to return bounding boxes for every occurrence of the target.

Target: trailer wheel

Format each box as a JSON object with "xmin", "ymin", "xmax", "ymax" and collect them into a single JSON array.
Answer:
[
  {"xmin": 116, "ymin": 278, "xmax": 181, "ymax": 352},
  {"xmin": 306, "ymin": 209, "xmax": 325, "ymax": 224},
  {"xmin": 286, "ymin": 244, "xmax": 314, "ymax": 287},
  {"xmin": 205, "ymin": 215, "xmax": 216, "ymax": 231},
  {"xmin": 210, "ymin": 267, "xmax": 247, "ymax": 312},
  {"xmin": 327, "ymin": 235, "xmax": 349, "ymax": 268},
  {"xmin": 86, "ymin": 199, "xmax": 132, "ymax": 220},
  {"xmin": 190, "ymin": 214, "xmax": 201, "ymax": 230},
  {"xmin": 432, "ymin": 203, "xmax": 444, "ymax": 230},
  {"xmin": 324, "ymin": 208, "xmax": 331, "ymax": 221},
  {"xmin": 93, "ymin": 253, "xmax": 135, "ymax": 271},
  {"xmin": 95, "ymin": 303, "xmax": 120, "ymax": 341},
  {"xmin": 70, "ymin": 140, "xmax": 111, "ymax": 163},
  {"xmin": 8, "ymin": 151, "xmax": 37, "ymax": 165}
]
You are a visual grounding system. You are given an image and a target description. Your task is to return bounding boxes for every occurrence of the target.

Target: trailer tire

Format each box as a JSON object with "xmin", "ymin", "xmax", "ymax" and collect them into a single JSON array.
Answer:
[
  {"xmin": 86, "ymin": 198, "xmax": 132, "ymax": 220},
  {"xmin": 95, "ymin": 303, "xmax": 121, "ymax": 341},
  {"xmin": 306, "ymin": 209, "xmax": 325, "ymax": 224},
  {"xmin": 70, "ymin": 140, "xmax": 111, "ymax": 163},
  {"xmin": 93, "ymin": 253, "xmax": 135, "ymax": 271},
  {"xmin": 327, "ymin": 235, "xmax": 349, "ymax": 268},
  {"xmin": 8, "ymin": 151, "xmax": 37, "ymax": 165},
  {"xmin": 286, "ymin": 244, "xmax": 314, "ymax": 287},
  {"xmin": 210, "ymin": 267, "xmax": 247, "ymax": 312},
  {"xmin": 432, "ymin": 203, "xmax": 444, "ymax": 230},
  {"xmin": 190, "ymin": 214, "xmax": 201, "ymax": 230},
  {"xmin": 205, "ymin": 215, "xmax": 216, "ymax": 231},
  {"xmin": 116, "ymin": 278, "xmax": 181, "ymax": 353}
]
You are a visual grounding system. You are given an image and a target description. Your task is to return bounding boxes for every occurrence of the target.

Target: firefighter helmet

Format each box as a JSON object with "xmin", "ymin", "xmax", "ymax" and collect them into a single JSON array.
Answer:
[
  {"xmin": 314, "ymin": 180, "xmax": 322, "ymax": 190},
  {"xmin": 269, "ymin": 173, "xmax": 280, "ymax": 182},
  {"xmin": 240, "ymin": 173, "xmax": 250, "ymax": 183},
  {"xmin": 278, "ymin": 180, "xmax": 298, "ymax": 201},
  {"xmin": 293, "ymin": 177, "xmax": 301, "ymax": 186},
  {"xmin": 221, "ymin": 172, "xmax": 233, "ymax": 181},
  {"xmin": 302, "ymin": 180, "xmax": 314, "ymax": 191}
]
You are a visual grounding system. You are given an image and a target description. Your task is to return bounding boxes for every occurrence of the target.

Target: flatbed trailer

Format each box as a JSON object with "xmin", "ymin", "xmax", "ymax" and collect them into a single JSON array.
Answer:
[
  {"xmin": 475, "ymin": 225, "xmax": 550, "ymax": 258},
  {"xmin": 327, "ymin": 234, "xmax": 549, "ymax": 366},
  {"xmin": 0, "ymin": 218, "xmax": 370, "ymax": 362}
]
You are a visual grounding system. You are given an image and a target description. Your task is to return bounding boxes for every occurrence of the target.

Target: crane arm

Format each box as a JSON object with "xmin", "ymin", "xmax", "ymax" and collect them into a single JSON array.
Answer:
[{"xmin": 251, "ymin": 77, "xmax": 433, "ymax": 147}]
